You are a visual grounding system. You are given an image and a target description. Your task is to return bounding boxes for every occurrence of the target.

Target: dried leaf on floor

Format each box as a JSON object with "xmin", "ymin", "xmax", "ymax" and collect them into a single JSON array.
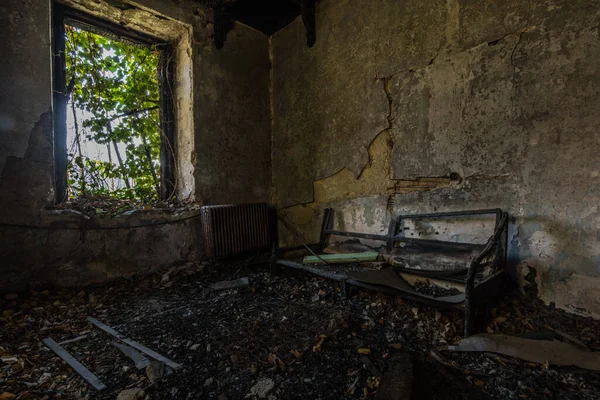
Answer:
[{"xmin": 312, "ymin": 335, "xmax": 327, "ymax": 352}]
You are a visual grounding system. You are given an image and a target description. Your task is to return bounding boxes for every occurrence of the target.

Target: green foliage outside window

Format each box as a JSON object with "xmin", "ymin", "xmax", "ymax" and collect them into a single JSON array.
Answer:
[{"xmin": 65, "ymin": 26, "xmax": 162, "ymax": 202}]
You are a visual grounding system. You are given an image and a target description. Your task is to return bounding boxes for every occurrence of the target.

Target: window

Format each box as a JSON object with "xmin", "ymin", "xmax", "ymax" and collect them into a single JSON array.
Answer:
[{"xmin": 52, "ymin": 4, "xmax": 175, "ymax": 202}]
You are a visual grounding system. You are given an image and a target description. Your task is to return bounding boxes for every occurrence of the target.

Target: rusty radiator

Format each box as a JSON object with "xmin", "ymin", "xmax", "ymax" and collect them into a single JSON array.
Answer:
[{"xmin": 201, "ymin": 203, "xmax": 273, "ymax": 258}]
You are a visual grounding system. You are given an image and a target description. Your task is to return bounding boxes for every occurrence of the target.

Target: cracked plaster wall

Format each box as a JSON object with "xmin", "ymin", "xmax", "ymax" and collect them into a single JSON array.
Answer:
[
  {"xmin": 0, "ymin": 0, "xmax": 271, "ymax": 291},
  {"xmin": 271, "ymin": 0, "xmax": 600, "ymax": 317}
]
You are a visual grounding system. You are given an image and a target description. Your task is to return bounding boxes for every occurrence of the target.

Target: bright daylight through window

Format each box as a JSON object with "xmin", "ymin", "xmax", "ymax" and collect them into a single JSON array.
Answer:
[{"xmin": 63, "ymin": 23, "xmax": 168, "ymax": 202}]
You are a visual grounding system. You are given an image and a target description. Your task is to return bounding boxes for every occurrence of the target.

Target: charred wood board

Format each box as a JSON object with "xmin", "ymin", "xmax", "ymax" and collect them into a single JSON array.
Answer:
[{"xmin": 445, "ymin": 334, "xmax": 600, "ymax": 371}]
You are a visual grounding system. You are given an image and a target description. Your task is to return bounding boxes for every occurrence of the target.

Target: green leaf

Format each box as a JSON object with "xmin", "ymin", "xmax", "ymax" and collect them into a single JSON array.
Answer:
[{"xmin": 65, "ymin": 26, "xmax": 161, "ymax": 202}]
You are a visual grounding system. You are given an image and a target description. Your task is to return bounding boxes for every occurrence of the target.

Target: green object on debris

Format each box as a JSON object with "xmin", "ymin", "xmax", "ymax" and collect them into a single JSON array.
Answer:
[{"xmin": 303, "ymin": 251, "xmax": 379, "ymax": 264}]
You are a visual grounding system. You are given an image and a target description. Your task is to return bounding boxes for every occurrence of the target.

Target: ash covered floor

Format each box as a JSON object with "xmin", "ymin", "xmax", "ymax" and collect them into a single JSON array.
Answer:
[{"xmin": 2, "ymin": 259, "xmax": 600, "ymax": 399}]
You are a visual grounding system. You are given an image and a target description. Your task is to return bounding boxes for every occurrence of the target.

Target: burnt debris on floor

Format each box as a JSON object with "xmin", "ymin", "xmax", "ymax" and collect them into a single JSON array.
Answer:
[{"xmin": 2, "ymin": 258, "xmax": 600, "ymax": 400}]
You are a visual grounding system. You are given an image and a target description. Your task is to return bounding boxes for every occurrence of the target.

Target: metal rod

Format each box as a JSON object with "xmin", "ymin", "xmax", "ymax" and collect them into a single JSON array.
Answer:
[
  {"xmin": 87, "ymin": 317, "xmax": 182, "ymax": 370},
  {"xmin": 319, "ymin": 208, "xmax": 332, "ymax": 249},
  {"xmin": 276, "ymin": 260, "xmax": 344, "ymax": 281},
  {"xmin": 277, "ymin": 243, "xmax": 322, "ymax": 253},
  {"xmin": 396, "ymin": 208, "xmax": 502, "ymax": 220},
  {"xmin": 278, "ymin": 217, "xmax": 329, "ymax": 265},
  {"xmin": 393, "ymin": 237, "xmax": 480, "ymax": 251},
  {"xmin": 42, "ymin": 337, "xmax": 106, "ymax": 391},
  {"xmin": 58, "ymin": 334, "xmax": 89, "ymax": 346},
  {"xmin": 463, "ymin": 212, "xmax": 508, "ymax": 337},
  {"xmin": 323, "ymin": 230, "xmax": 388, "ymax": 241}
]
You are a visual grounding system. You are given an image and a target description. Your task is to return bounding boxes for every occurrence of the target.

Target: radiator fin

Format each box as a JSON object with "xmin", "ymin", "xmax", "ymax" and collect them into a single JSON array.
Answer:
[{"xmin": 201, "ymin": 203, "xmax": 272, "ymax": 258}]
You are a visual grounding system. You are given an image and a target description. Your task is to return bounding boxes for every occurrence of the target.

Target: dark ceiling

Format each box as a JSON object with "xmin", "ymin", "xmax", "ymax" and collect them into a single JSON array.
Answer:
[
  {"xmin": 226, "ymin": 0, "xmax": 301, "ymax": 35},
  {"xmin": 198, "ymin": 0, "xmax": 313, "ymax": 48}
]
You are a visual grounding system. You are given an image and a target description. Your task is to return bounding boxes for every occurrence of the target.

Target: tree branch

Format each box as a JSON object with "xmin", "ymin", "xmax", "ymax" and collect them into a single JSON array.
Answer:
[
  {"xmin": 134, "ymin": 115, "xmax": 160, "ymax": 197},
  {"xmin": 71, "ymin": 101, "xmax": 85, "ymax": 194},
  {"xmin": 107, "ymin": 122, "xmax": 131, "ymax": 190},
  {"xmin": 109, "ymin": 106, "xmax": 159, "ymax": 122}
]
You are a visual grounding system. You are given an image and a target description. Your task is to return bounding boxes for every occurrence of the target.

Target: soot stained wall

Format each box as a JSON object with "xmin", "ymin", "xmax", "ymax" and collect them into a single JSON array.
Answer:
[
  {"xmin": 271, "ymin": 0, "xmax": 600, "ymax": 317},
  {"xmin": 0, "ymin": 0, "xmax": 271, "ymax": 291}
]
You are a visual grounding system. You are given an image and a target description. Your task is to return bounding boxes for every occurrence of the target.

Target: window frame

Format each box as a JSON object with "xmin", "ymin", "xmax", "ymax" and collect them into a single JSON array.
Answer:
[{"xmin": 52, "ymin": 3, "xmax": 176, "ymax": 202}]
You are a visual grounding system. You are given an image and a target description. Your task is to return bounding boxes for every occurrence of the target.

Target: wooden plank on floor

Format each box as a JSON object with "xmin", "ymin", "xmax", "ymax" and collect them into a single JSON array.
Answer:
[
  {"xmin": 42, "ymin": 337, "xmax": 106, "ymax": 391},
  {"xmin": 87, "ymin": 316, "xmax": 182, "ymax": 370}
]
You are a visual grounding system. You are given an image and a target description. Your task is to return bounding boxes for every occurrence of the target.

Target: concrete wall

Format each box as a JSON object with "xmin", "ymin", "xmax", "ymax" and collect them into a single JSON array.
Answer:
[
  {"xmin": 196, "ymin": 24, "xmax": 272, "ymax": 204},
  {"xmin": 0, "ymin": 210, "xmax": 201, "ymax": 292},
  {"xmin": 0, "ymin": 0, "xmax": 271, "ymax": 291},
  {"xmin": 271, "ymin": 0, "xmax": 600, "ymax": 317}
]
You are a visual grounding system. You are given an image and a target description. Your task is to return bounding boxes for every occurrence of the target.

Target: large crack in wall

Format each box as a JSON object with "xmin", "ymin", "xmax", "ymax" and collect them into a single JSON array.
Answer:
[
  {"xmin": 274, "ymin": 47, "xmax": 465, "ymax": 216},
  {"xmin": 271, "ymin": 0, "xmax": 536, "ymax": 212},
  {"xmin": 311, "ymin": 129, "xmax": 460, "ymax": 205}
]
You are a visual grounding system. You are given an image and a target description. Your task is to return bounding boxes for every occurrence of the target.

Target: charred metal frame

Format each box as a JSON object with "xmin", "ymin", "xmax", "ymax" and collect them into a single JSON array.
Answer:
[
  {"xmin": 52, "ymin": 3, "xmax": 176, "ymax": 202},
  {"xmin": 320, "ymin": 208, "xmax": 505, "ymax": 248},
  {"xmin": 275, "ymin": 208, "xmax": 509, "ymax": 337}
]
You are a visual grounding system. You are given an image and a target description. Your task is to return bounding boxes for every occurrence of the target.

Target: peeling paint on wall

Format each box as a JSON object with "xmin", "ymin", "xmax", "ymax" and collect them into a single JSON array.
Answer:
[{"xmin": 312, "ymin": 130, "xmax": 460, "ymax": 204}]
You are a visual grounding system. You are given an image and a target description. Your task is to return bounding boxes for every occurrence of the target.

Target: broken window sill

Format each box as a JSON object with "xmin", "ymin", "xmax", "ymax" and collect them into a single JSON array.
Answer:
[{"xmin": 29, "ymin": 207, "xmax": 203, "ymax": 230}]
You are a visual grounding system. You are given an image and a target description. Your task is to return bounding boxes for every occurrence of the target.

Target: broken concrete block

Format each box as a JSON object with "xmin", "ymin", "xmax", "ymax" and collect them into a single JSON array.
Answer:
[
  {"xmin": 146, "ymin": 360, "xmax": 165, "ymax": 383},
  {"xmin": 116, "ymin": 388, "xmax": 144, "ymax": 400},
  {"xmin": 248, "ymin": 378, "xmax": 275, "ymax": 398}
]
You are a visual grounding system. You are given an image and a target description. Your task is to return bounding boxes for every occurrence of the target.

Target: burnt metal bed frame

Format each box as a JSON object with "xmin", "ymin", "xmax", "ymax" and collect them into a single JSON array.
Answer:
[{"xmin": 273, "ymin": 208, "xmax": 509, "ymax": 336}]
